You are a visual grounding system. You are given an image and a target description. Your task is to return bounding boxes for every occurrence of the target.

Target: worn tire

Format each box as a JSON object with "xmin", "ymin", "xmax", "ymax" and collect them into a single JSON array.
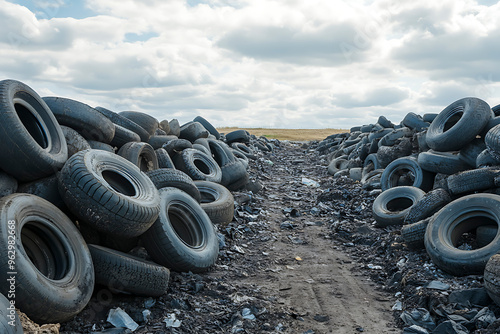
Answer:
[
  {"xmin": 95, "ymin": 106, "xmax": 150, "ymax": 142},
  {"xmin": 447, "ymin": 168, "xmax": 500, "ymax": 195},
  {"xmin": 179, "ymin": 121, "xmax": 209, "ymax": 142},
  {"xmin": 119, "ymin": 111, "xmax": 158, "ymax": 137},
  {"xmin": 417, "ymin": 150, "xmax": 472, "ymax": 175},
  {"xmin": 118, "ymin": 142, "xmax": 159, "ymax": 172},
  {"xmin": 142, "ymin": 188, "xmax": 219, "ymax": 273},
  {"xmin": 110, "ymin": 124, "xmax": 141, "ymax": 149},
  {"xmin": 0, "ymin": 80, "xmax": 68, "ymax": 181},
  {"xmin": 195, "ymin": 180, "xmax": 234, "ymax": 227},
  {"xmin": 424, "ymin": 193, "xmax": 500, "ymax": 276},
  {"xmin": 172, "ymin": 148, "xmax": 222, "ymax": 183},
  {"xmin": 168, "ymin": 119, "xmax": 181, "ymax": 137},
  {"xmin": 426, "ymin": 97, "xmax": 491, "ymax": 152},
  {"xmin": 58, "ymin": 149, "xmax": 161, "ymax": 238},
  {"xmin": 87, "ymin": 140, "xmax": 115, "ymax": 153},
  {"xmin": 485, "ymin": 254, "xmax": 500, "ymax": 306},
  {"xmin": 401, "ymin": 218, "xmax": 430, "ymax": 249},
  {"xmin": 0, "ymin": 172, "xmax": 17, "ymax": 198},
  {"xmin": 477, "ymin": 149, "xmax": 500, "ymax": 168},
  {"xmin": 146, "ymin": 168, "xmax": 201, "ymax": 202},
  {"xmin": 380, "ymin": 156, "xmax": 434, "ymax": 192},
  {"xmin": 0, "ymin": 194, "xmax": 94, "ymax": 324},
  {"xmin": 231, "ymin": 142, "xmax": 257, "ymax": 160},
  {"xmin": 194, "ymin": 116, "xmax": 220, "ymax": 139},
  {"xmin": 61, "ymin": 125, "xmax": 91, "ymax": 157},
  {"xmin": 372, "ymin": 186, "xmax": 425, "ymax": 227},
  {"xmin": 404, "ymin": 188, "xmax": 451, "ymax": 224},
  {"xmin": 148, "ymin": 135, "xmax": 177, "ymax": 149},
  {"xmin": 225, "ymin": 129, "xmax": 250, "ymax": 144},
  {"xmin": 0, "ymin": 293, "xmax": 22, "ymax": 333},
  {"xmin": 476, "ymin": 225, "xmax": 498, "ymax": 248},
  {"xmin": 17, "ymin": 174, "xmax": 65, "ymax": 210},
  {"xmin": 155, "ymin": 148, "xmax": 176, "ymax": 169},
  {"xmin": 163, "ymin": 139, "xmax": 193, "ymax": 157},
  {"xmin": 88, "ymin": 244, "xmax": 169, "ymax": 297}
]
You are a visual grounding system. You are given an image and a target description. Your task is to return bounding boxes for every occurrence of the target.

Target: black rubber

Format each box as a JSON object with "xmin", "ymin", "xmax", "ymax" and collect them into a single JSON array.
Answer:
[
  {"xmin": 231, "ymin": 142, "xmax": 257, "ymax": 160},
  {"xmin": 426, "ymin": 97, "xmax": 491, "ymax": 152},
  {"xmin": 169, "ymin": 119, "xmax": 181, "ymax": 137},
  {"xmin": 477, "ymin": 149, "xmax": 500, "ymax": 168},
  {"xmin": 95, "ymin": 106, "xmax": 150, "ymax": 142},
  {"xmin": 458, "ymin": 138, "xmax": 486, "ymax": 167},
  {"xmin": 377, "ymin": 116, "xmax": 394, "ymax": 128},
  {"xmin": 447, "ymin": 168, "xmax": 500, "ymax": 195},
  {"xmin": 118, "ymin": 142, "xmax": 159, "ymax": 172},
  {"xmin": 380, "ymin": 156, "xmax": 434, "ymax": 192},
  {"xmin": 43, "ymin": 96, "xmax": 115, "ymax": 143},
  {"xmin": 172, "ymin": 148, "xmax": 222, "ymax": 183},
  {"xmin": 17, "ymin": 174, "xmax": 65, "ymax": 210},
  {"xmin": 372, "ymin": 186, "xmax": 425, "ymax": 227},
  {"xmin": 159, "ymin": 119, "xmax": 170, "ymax": 134},
  {"xmin": 231, "ymin": 148, "xmax": 249, "ymax": 169},
  {"xmin": 221, "ymin": 160, "xmax": 249, "ymax": 191},
  {"xmin": 0, "ymin": 194, "xmax": 94, "ymax": 324},
  {"xmin": 0, "ymin": 293, "xmax": 23, "ymax": 333},
  {"xmin": 179, "ymin": 121, "xmax": 209, "ymax": 142},
  {"xmin": 193, "ymin": 116, "xmax": 220, "ymax": 139},
  {"xmin": 225, "ymin": 129, "xmax": 250, "ymax": 144},
  {"xmin": 146, "ymin": 168, "xmax": 201, "ymax": 202},
  {"xmin": 376, "ymin": 138, "xmax": 413, "ymax": 168},
  {"xmin": 328, "ymin": 157, "xmax": 349, "ymax": 175},
  {"xmin": 110, "ymin": 124, "xmax": 141, "ymax": 148},
  {"xmin": 142, "ymin": 187, "xmax": 219, "ymax": 273},
  {"xmin": 0, "ymin": 172, "xmax": 17, "ymax": 198},
  {"xmin": 87, "ymin": 140, "xmax": 115, "ymax": 153},
  {"xmin": 155, "ymin": 148, "xmax": 176, "ymax": 169},
  {"xmin": 88, "ymin": 244, "xmax": 170, "ymax": 297},
  {"xmin": 119, "ymin": 110, "xmax": 159, "ymax": 136},
  {"xmin": 61, "ymin": 125, "xmax": 91, "ymax": 157},
  {"xmin": 404, "ymin": 188, "xmax": 451, "ymax": 224},
  {"xmin": 58, "ymin": 149, "xmax": 161, "ymax": 238},
  {"xmin": 486, "ymin": 124, "xmax": 500, "ymax": 161},
  {"xmin": 424, "ymin": 193, "xmax": 500, "ymax": 276},
  {"xmin": 476, "ymin": 225, "xmax": 498, "ymax": 248},
  {"xmin": 401, "ymin": 112, "xmax": 428, "ymax": 131},
  {"xmin": 0, "ymin": 80, "xmax": 68, "ymax": 182},
  {"xmin": 417, "ymin": 150, "xmax": 472, "ymax": 175},
  {"xmin": 485, "ymin": 254, "xmax": 500, "ymax": 305},
  {"xmin": 163, "ymin": 139, "xmax": 193, "ymax": 157},
  {"xmin": 401, "ymin": 218, "xmax": 430, "ymax": 249},
  {"xmin": 195, "ymin": 180, "xmax": 234, "ymax": 227},
  {"xmin": 148, "ymin": 135, "xmax": 177, "ymax": 149}
]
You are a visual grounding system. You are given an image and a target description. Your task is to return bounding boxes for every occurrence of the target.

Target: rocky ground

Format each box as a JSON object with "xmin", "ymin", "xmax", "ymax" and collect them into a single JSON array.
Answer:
[{"xmin": 54, "ymin": 139, "xmax": 500, "ymax": 334}]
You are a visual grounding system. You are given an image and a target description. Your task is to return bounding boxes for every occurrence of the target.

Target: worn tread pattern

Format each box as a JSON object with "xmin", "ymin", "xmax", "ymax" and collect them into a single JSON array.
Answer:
[
  {"xmin": 155, "ymin": 148, "xmax": 175, "ymax": 169},
  {"xmin": 404, "ymin": 188, "xmax": 451, "ymax": 224},
  {"xmin": 146, "ymin": 168, "xmax": 201, "ymax": 202},
  {"xmin": 447, "ymin": 168, "xmax": 500, "ymax": 195},
  {"xmin": 172, "ymin": 148, "xmax": 222, "ymax": 183},
  {"xmin": 401, "ymin": 219, "xmax": 429, "ymax": 249}
]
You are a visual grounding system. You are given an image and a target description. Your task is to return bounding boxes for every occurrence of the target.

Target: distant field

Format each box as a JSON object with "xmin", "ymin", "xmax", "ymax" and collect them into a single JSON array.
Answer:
[{"xmin": 216, "ymin": 127, "xmax": 347, "ymax": 141}]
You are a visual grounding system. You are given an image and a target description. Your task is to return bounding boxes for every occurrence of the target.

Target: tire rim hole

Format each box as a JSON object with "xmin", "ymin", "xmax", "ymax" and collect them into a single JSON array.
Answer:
[
  {"xmin": 194, "ymin": 159, "xmax": 211, "ymax": 175},
  {"xmin": 102, "ymin": 170, "xmax": 137, "ymax": 197},
  {"xmin": 169, "ymin": 205, "xmax": 203, "ymax": 248},
  {"xmin": 200, "ymin": 191, "xmax": 217, "ymax": 203},
  {"xmin": 451, "ymin": 216, "xmax": 497, "ymax": 249},
  {"xmin": 21, "ymin": 222, "xmax": 70, "ymax": 280},
  {"xmin": 443, "ymin": 108, "xmax": 464, "ymax": 132},
  {"xmin": 386, "ymin": 197, "xmax": 413, "ymax": 212},
  {"xmin": 390, "ymin": 169, "xmax": 415, "ymax": 187},
  {"xmin": 15, "ymin": 102, "xmax": 49, "ymax": 149}
]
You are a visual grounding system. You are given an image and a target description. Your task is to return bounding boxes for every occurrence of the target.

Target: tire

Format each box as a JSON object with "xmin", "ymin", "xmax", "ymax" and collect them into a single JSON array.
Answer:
[
  {"xmin": 193, "ymin": 116, "xmax": 220, "ymax": 139},
  {"xmin": 380, "ymin": 156, "xmax": 434, "ymax": 192},
  {"xmin": 476, "ymin": 225, "xmax": 498, "ymax": 248},
  {"xmin": 172, "ymin": 148, "xmax": 222, "ymax": 183},
  {"xmin": 328, "ymin": 157, "xmax": 349, "ymax": 175},
  {"xmin": 486, "ymin": 124, "xmax": 500, "ymax": 161},
  {"xmin": 477, "ymin": 149, "xmax": 500, "ymax": 168},
  {"xmin": 0, "ymin": 80, "xmax": 68, "ymax": 182},
  {"xmin": 88, "ymin": 244, "xmax": 169, "ymax": 297},
  {"xmin": 146, "ymin": 168, "xmax": 201, "ymax": 202},
  {"xmin": 169, "ymin": 119, "xmax": 181, "ymax": 137},
  {"xmin": 458, "ymin": 138, "xmax": 486, "ymax": 167},
  {"xmin": 61, "ymin": 125, "xmax": 91, "ymax": 157},
  {"xmin": 207, "ymin": 138, "xmax": 235, "ymax": 167},
  {"xmin": 43, "ymin": 97, "xmax": 115, "ymax": 143},
  {"xmin": 222, "ymin": 160, "xmax": 249, "ymax": 191},
  {"xmin": 118, "ymin": 142, "xmax": 159, "ymax": 172},
  {"xmin": 148, "ymin": 135, "xmax": 177, "ymax": 149},
  {"xmin": 225, "ymin": 130, "xmax": 250, "ymax": 144},
  {"xmin": 447, "ymin": 168, "xmax": 500, "ymax": 195},
  {"xmin": 179, "ymin": 121, "xmax": 209, "ymax": 143},
  {"xmin": 424, "ymin": 193, "xmax": 500, "ymax": 276},
  {"xmin": 378, "ymin": 127, "xmax": 412, "ymax": 147},
  {"xmin": 372, "ymin": 186, "xmax": 425, "ymax": 227},
  {"xmin": 485, "ymin": 254, "xmax": 500, "ymax": 306},
  {"xmin": 417, "ymin": 150, "xmax": 472, "ymax": 175},
  {"xmin": 231, "ymin": 142, "xmax": 257, "ymax": 160},
  {"xmin": 349, "ymin": 167, "xmax": 363, "ymax": 181},
  {"xmin": 159, "ymin": 119, "xmax": 170, "ymax": 134},
  {"xmin": 0, "ymin": 293, "xmax": 23, "ymax": 333},
  {"xmin": 0, "ymin": 172, "xmax": 17, "ymax": 198},
  {"xmin": 426, "ymin": 97, "xmax": 491, "ymax": 152},
  {"xmin": 110, "ymin": 124, "xmax": 141, "ymax": 149},
  {"xmin": 376, "ymin": 138, "xmax": 413, "ymax": 169},
  {"xmin": 193, "ymin": 143, "xmax": 212, "ymax": 156},
  {"xmin": 119, "ymin": 111, "xmax": 159, "ymax": 136},
  {"xmin": 417, "ymin": 131, "xmax": 429, "ymax": 152},
  {"xmin": 402, "ymin": 112, "xmax": 428, "ymax": 131},
  {"xmin": 423, "ymin": 113, "xmax": 438, "ymax": 123},
  {"xmin": 377, "ymin": 116, "xmax": 394, "ymax": 128},
  {"xmin": 361, "ymin": 168, "xmax": 384, "ymax": 186},
  {"xmin": 58, "ymin": 149, "xmax": 161, "ymax": 238},
  {"xmin": 231, "ymin": 148, "xmax": 249, "ymax": 169},
  {"xmin": 363, "ymin": 153, "xmax": 381, "ymax": 175},
  {"xmin": 141, "ymin": 188, "xmax": 219, "ymax": 273},
  {"xmin": 401, "ymin": 218, "xmax": 430, "ymax": 249},
  {"xmin": 155, "ymin": 148, "xmax": 175, "ymax": 169},
  {"xmin": 0, "ymin": 194, "xmax": 94, "ymax": 324},
  {"xmin": 95, "ymin": 106, "xmax": 150, "ymax": 142},
  {"xmin": 404, "ymin": 188, "xmax": 451, "ymax": 224},
  {"xmin": 155, "ymin": 128, "xmax": 167, "ymax": 136},
  {"xmin": 87, "ymin": 140, "xmax": 115, "ymax": 153},
  {"xmin": 17, "ymin": 174, "xmax": 65, "ymax": 210},
  {"xmin": 195, "ymin": 180, "xmax": 234, "ymax": 227},
  {"xmin": 163, "ymin": 139, "xmax": 193, "ymax": 157}
]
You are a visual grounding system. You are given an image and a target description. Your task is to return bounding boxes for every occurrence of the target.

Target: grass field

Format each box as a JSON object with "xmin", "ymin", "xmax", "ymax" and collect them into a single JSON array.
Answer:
[{"xmin": 216, "ymin": 127, "xmax": 347, "ymax": 141}]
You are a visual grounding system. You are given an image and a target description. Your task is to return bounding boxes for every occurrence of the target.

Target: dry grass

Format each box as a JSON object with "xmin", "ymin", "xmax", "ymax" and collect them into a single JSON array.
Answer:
[{"xmin": 216, "ymin": 127, "xmax": 347, "ymax": 141}]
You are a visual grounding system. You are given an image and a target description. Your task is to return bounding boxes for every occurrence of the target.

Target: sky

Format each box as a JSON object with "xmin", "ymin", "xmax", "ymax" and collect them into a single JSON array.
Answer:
[{"xmin": 1, "ymin": 0, "xmax": 500, "ymax": 129}]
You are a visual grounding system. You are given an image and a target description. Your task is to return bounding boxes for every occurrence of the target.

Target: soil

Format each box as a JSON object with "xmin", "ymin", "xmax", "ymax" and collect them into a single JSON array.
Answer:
[{"xmin": 48, "ymin": 139, "xmax": 499, "ymax": 333}]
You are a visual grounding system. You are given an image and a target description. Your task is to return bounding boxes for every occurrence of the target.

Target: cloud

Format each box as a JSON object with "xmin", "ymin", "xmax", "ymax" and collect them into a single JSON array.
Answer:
[{"xmin": 333, "ymin": 87, "xmax": 410, "ymax": 108}]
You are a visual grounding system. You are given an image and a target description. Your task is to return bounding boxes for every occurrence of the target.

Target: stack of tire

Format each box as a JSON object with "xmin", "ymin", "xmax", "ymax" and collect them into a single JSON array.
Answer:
[
  {"xmin": 0, "ymin": 79, "xmax": 254, "ymax": 327},
  {"xmin": 318, "ymin": 97, "xmax": 500, "ymax": 307}
]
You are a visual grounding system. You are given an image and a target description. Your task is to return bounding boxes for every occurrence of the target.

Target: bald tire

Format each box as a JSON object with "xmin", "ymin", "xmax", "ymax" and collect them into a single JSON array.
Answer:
[
  {"xmin": 88, "ymin": 244, "xmax": 170, "ymax": 297},
  {"xmin": 195, "ymin": 180, "xmax": 234, "ymax": 227}
]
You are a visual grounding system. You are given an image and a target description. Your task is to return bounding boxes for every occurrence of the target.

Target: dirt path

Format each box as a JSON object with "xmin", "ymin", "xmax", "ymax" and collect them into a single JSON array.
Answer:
[{"xmin": 219, "ymin": 142, "xmax": 398, "ymax": 333}]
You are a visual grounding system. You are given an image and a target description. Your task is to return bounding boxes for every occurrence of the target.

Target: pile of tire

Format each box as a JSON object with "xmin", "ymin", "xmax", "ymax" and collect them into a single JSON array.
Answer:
[
  {"xmin": 0, "ymin": 79, "xmax": 263, "ymax": 328},
  {"xmin": 317, "ymin": 97, "xmax": 500, "ymax": 305}
]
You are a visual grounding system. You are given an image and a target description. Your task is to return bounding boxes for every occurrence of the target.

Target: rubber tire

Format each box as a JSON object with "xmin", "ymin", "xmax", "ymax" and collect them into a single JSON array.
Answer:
[
  {"xmin": 95, "ymin": 106, "xmax": 150, "ymax": 142},
  {"xmin": 426, "ymin": 97, "xmax": 491, "ymax": 152},
  {"xmin": 168, "ymin": 119, "xmax": 181, "ymax": 137},
  {"xmin": 225, "ymin": 130, "xmax": 250, "ymax": 144},
  {"xmin": 148, "ymin": 135, "xmax": 177, "ymax": 149},
  {"xmin": 476, "ymin": 225, "xmax": 498, "ymax": 248},
  {"xmin": 402, "ymin": 112, "xmax": 428, "ymax": 131},
  {"xmin": 88, "ymin": 244, "xmax": 170, "ymax": 297},
  {"xmin": 179, "ymin": 121, "xmax": 209, "ymax": 143},
  {"xmin": 110, "ymin": 124, "xmax": 141, "ymax": 149},
  {"xmin": 0, "ymin": 80, "xmax": 68, "ymax": 182},
  {"xmin": 401, "ymin": 219, "xmax": 430, "ymax": 249},
  {"xmin": 87, "ymin": 140, "xmax": 115, "ymax": 153},
  {"xmin": 477, "ymin": 149, "xmax": 500, "ymax": 168},
  {"xmin": 222, "ymin": 160, "xmax": 249, "ymax": 191},
  {"xmin": 0, "ymin": 293, "xmax": 22, "ymax": 333},
  {"xmin": 424, "ymin": 193, "xmax": 500, "ymax": 276},
  {"xmin": 207, "ymin": 139, "xmax": 235, "ymax": 167},
  {"xmin": 328, "ymin": 158, "xmax": 349, "ymax": 175},
  {"xmin": 447, "ymin": 168, "xmax": 500, "ymax": 195},
  {"xmin": 231, "ymin": 148, "xmax": 249, "ymax": 169},
  {"xmin": 118, "ymin": 142, "xmax": 159, "ymax": 172},
  {"xmin": 195, "ymin": 180, "xmax": 234, "ymax": 227},
  {"xmin": 58, "ymin": 149, "xmax": 161, "ymax": 238},
  {"xmin": 372, "ymin": 186, "xmax": 425, "ymax": 227},
  {"xmin": 141, "ymin": 187, "xmax": 219, "ymax": 273},
  {"xmin": 163, "ymin": 139, "xmax": 193, "ymax": 157},
  {"xmin": 380, "ymin": 156, "xmax": 434, "ymax": 192},
  {"xmin": 485, "ymin": 124, "xmax": 500, "ymax": 161},
  {"xmin": 155, "ymin": 148, "xmax": 175, "ymax": 169},
  {"xmin": 159, "ymin": 119, "xmax": 170, "ymax": 134},
  {"xmin": 376, "ymin": 138, "xmax": 413, "ymax": 169},
  {"xmin": 458, "ymin": 138, "xmax": 486, "ymax": 167},
  {"xmin": 404, "ymin": 188, "xmax": 451, "ymax": 224},
  {"xmin": 417, "ymin": 150, "xmax": 472, "ymax": 175},
  {"xmin": 172, "ymin": 148, "xmax": 222, "ymax": 183},
  {"xmin": 146, "ymin": 168, "xmax": 201, "ymax": 202},
  {"xmin": 0, "ymin": 172, "xmax": 17, "ymax": 198},
  {"xmin": 231, "ymin": 142, "xmax": 257, "ymax": 160},
  {"xmin": 17, "ymin": 174, "xmax": 65, "ymax": 210},
  {"xmin": 43, "ymin": 96, "xmax": 115, "ymax": 143},
  {"xmin": 193, "ymin": 116, "xmax": 220, "ymax": 139},
  {"xmin": 61, "ymin": 125, "xmax": 91, "ymax": 157},
  {"xmin": 193, "ymin": 143, "xmax": 212, "ymax": 156},
  {"xmin": 485, "ymin": 254, "xmax": 500, "ymax": 306},
  {"xmin": 0, "ymin": 193, "xmax": 94, "ymax": 324},
  {"xmin": 119, "ymin": 110, "xmax": 159, "ymax": 136},
  {"xmin": 377, "ymin": 116, "xmax": 394, "ymax": 128}
]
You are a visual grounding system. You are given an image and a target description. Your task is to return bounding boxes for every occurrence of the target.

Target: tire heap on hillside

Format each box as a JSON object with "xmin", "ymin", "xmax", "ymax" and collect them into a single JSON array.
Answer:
[
  {"xmin": 317, "ymin": 97, "xmax": 500, "ymax": 329},
  {"xmin": 0, "ymin": 79, "xmax": 275, "ymax": 329}
]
